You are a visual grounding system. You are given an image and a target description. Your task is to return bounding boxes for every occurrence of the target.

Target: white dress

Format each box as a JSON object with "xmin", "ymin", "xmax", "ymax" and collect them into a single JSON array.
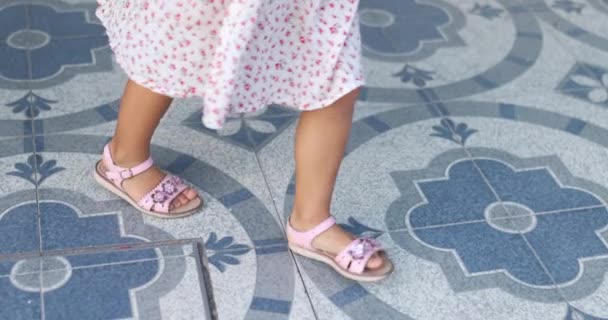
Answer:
[{"xmin": 97, "ymin": 0, "xmax": 364, "ymax": 129}]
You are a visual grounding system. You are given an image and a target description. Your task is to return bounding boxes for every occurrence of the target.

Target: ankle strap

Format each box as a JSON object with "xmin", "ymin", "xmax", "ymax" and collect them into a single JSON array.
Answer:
[
  {"xmin": 103, "ymin": 144, "xmax": 154, "ymax": 185},
  {"xmin": 286, "ymin": 216, "xmax": 336, "ymax": 250}
]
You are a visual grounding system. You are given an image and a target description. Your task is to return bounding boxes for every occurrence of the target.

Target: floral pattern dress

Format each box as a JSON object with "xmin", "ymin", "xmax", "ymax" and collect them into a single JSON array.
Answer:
[{"xmin": 97, "ymin": 0, "xmax": 364, "ymax": 129}]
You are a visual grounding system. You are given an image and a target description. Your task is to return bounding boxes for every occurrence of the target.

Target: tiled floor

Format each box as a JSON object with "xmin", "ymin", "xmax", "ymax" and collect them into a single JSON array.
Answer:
[{"xmin": 1, "ymin": 0, "xmax": 608, "ymax": 319}]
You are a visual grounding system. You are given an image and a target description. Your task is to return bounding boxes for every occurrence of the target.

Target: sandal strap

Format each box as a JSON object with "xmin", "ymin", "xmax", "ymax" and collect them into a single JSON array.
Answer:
[
  {"xmin": 335, "ymin": 237, "xmax": 383, "ymax": 275},
  {"xmin": 286, "ymin": 216, "xmax": 336, "ymax": 250},
  {"xmin": 103, "ymin": 144, "xmax": 154, "ymax": 186},
  {"xmin": 138, "ymin": 175, "xmax": 188, "ymax": 213}
]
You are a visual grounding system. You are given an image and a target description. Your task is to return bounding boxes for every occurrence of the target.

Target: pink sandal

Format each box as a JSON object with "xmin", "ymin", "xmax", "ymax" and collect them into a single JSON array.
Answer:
[
  {"xmin": 286, "ymin": 216, "xmax": 393, "ymax": 282},
  {"xmin": 93, "ymin": 144, "xmax": 202, "ymax": 218}
]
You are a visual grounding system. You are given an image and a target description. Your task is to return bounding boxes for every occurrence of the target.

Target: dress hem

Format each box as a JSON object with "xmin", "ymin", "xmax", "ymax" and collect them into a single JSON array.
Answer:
[{"xmin": 112, "ymin": 50, "xmax": 364, "ymax": 130}]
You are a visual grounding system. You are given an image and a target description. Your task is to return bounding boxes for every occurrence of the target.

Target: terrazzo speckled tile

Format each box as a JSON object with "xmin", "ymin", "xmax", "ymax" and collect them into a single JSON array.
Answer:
[
  {"xmin": 0, "ymin": 257, "xmax": 43, "ymax": 320},
  {"xmin": 3, "ymin": 0, "xmax": 608, "ymax": 318},
  {"xmin": 464, "ymin": 22, "xmax": 608, "ymax": 129},
  {"xmin": 360, "ymin": 0, "xmax": 544, "ymax": 105},
  {"xmin": 0, "ymin": 242, "xmax": 213, "ymax": 320},
  {"xmin": 296, "ymin": 232, "xmax": 569, "ymax": 320},
  {"xmin": 208, "ymin": 245, "xmax": 317, "ymax": 320},
  {"xmin": 519, "ymin": 208, "xmax": 608, "ymax": 302},
  {"xmin": 0, "ymin": 150, "xmax": 39, "ymax": 257},
  {"xmin": 445, "ymin": 114, "xmax": 608, "ymax": 315}
]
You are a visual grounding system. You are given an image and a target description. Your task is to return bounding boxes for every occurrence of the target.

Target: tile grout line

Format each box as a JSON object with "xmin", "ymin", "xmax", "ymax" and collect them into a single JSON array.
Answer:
[
  {"xmin": 23, "ymin": 0, "xmax": 41, "ymax": 254},
  {"xmin": 193, "ymin": 242, "xmax": 218, "ymax": 320},
  {"xmin": 24, "ymin": 3, "xmax": 45, "ymax": 319},
  {"xmin": 0, "ymin": 237, "xmax": 303, "ymax": 264},
  {"xmin": 38, "ymin": 258, "xmax": 45, "ymax": 320},
  {"xmin": 252, "ymin": 146, "xmax": 321, "ymax": 320},
  {"xmin": 518, "ymin": 231, "xmax": 571, "ymax": 302},
  {"xmin": 0, "ymin": 240, "xmax": 314, "ymax": 279},
  {"xmin": 0, "ymin": 237, "xmax": 206, "ymax": 262},
  {"xmin": 0, "ymin": 254, "xmax": 190, "ymax": 279},
  {"xmin": 385, "ymin": 203, "xmax": 608, "ymax": 233}
]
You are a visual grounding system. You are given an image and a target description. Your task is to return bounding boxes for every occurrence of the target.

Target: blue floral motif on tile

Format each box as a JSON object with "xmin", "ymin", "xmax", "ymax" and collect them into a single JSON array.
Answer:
[
  {"xmin": 557, "ymin": 63, "xmax": 608, "ymax": 106},
  {"xmin": 205, "ymin": 232, "xmax": 251, "ymax": 272},
  {"xmin": 557, "ymin": 63, "xmax": 608, "ymax": 107},
  {"xmin": 5, "ymin": 92, "xmax": 57, "ymax": 118},
  {"xmin": 359, "ymin": 0, "xmax": 465, "ymax": 59},
  {"xmin": 552, "ymin": 0, "xmax": 586, "ymax": 13},
  {"xmin": 184, "ymin": 105, "xmax": 298, "ymax": 151},
  {"xmin": 469, "ymin": 3, "xmax": 504, "ymax": 20},
  {"xmin": 0, "ymin": 201, "xmax": 159, "ymax": 319},
  {"xmin": 430, "ymin": 118, "xmax": 478, "ymax": 145},
  {"xmin": 394, "ymin": 65, "xmax": 435, "ymax": 87},
  {"xmin": 0, "ymin": 3, "xmax": 107, "ymax": 82},
  {"xmin": 7, "ymin": 154, "xmax": 64, "ymax": 185},
  {"xmin": 407, "ymin": 159, "xmax": 608, "ymax": 286}
]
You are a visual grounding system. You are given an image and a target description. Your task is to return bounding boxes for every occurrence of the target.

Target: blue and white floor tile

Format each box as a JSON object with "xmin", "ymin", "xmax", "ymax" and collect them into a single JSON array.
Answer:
[
  {"xmin": 0, "ymin": 257, "xmax": 43, "ymax": 319},
  {"xmin": 208, "ymin": 245, "xmax": 319, "ymax": 320},
  {"xmin": 1, "ymin": 243, "xmax": 213, "ymax": 320},
  {"xmin": 3, "ymin": 0, "xmax": 608, "ymax": 319}
]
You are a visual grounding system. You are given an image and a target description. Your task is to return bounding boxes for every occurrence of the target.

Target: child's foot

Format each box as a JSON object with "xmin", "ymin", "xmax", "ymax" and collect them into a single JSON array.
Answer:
[
  {"xmin": 94, "ymin": 143, "xmax": 202, "ymax": 218},
  {"xmin": 287, "ymin": 214, "xmax": 392, "ymax": 281},
  {"xmin": 99, "ymin": 161, "xmax": 200, "ymax": 210}
]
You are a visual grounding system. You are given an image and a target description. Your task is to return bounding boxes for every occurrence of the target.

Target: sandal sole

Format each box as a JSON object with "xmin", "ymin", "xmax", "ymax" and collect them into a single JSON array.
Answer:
[
  {"xmin": 93, "ymin": 161, "xmax": 202, "ymax": 219},
  {"xmin": 288, "ymin": 243, "xmax": 393, "ymax": 282}
]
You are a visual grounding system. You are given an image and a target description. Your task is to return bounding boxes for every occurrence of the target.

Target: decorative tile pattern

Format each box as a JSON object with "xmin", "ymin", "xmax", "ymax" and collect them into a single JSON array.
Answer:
[
  {"xmin": 0, "ymin": 3, "xmax": 30, "ymax": 83},
  {"xmin": 361, "ymin": 0, "xmax": 544, "ymax": 104},
  {"xmin": 469, "ymin": 3, "xmax": 505, "ymax": 20},
  {"xmin": 270, "ymin": 99, "xmax": 608, "ymax": 318},
  {"xmin": 2, "ymin": 0, "xmax": 608, "ymax": 319},
  {"xmin": 393, "ymin": 65, "xmax": 436, "ymax": 87},
  {"xmin": 183, "ymin": 105, "xmax": 299, "ymax": 151},
  {"xmin": 526, "ymin": 0, "xmax": 608, "ymax": 52},
  {"xmin": 399, "ymin": 154, "xmax": 608, "ymax": 290},
  {"xmin": 0, "ymin": 243, "xmax": 212, "ymax": 320},
  {"xmin": 205, "ymin": 232, "xmax": 251, "ymax": 273},
  {"xmin": 5, "ymin": 92, "xmax": 58, "ymax": 118},
  {"xmin": 0, "ymin": 258, "xmax": 42, "ymax": 319},
  {"xmin": 558, "ymin": 63, "xmax": 608, "ymax": 106},
  {"xmin": 359, "ymin": 0, "xmax": 465, "ymax": 60},
  {"xmin": 0, "ymin": 0, "xmax": 110, "ymax": 89}
]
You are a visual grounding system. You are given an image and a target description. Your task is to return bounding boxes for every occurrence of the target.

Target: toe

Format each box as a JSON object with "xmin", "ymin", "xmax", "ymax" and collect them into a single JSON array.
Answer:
[
  {"xmin": 171, "ymin": 197, "xmax": 184, "ymax": 209},
  {"xmin": 170, "ymin": 190, "xmax": 199, "ymax": 211},
  {"xmin": 366, "ymin": 253, "xmax": 384, "ymax": 270},
  {"xmin": 184, "ymin": 188, "xmax": 198, "ymax": 200},
  {"xmin": 178, "ymin": 194, "xmax": 189, "ymax": 205}
]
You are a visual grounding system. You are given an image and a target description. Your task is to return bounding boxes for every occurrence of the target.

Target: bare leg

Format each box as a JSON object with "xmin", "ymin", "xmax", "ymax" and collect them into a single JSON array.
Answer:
[
  {"xmin": 290, "ymin": 88, "xmax": 382, "ymax": 269},
  {"xmin": 106, "ymin": 80, "xmax": 199, "ymax": 209}
]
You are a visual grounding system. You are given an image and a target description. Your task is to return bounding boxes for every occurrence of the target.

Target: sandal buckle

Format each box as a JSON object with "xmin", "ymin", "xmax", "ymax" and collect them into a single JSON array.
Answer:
[{"xmin": 119, "ymin": 169, "xmax": 134, "ymax": 179}]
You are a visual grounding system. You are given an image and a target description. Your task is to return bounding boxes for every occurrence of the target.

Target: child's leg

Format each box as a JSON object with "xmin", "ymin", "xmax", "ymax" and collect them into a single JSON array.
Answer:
[
  {"xmin": 107, "ymin": 80, "xmax": 199, "ymax": 208},
  {"xmin": 290, "ymin": 88, "xmax": 382, "ymax": 269}
]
